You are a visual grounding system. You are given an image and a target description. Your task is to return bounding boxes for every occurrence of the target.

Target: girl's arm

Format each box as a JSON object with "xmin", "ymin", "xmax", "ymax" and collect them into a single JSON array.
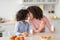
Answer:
[
  {"xmin": 14, "ymin": 22, "xmax": 22, "ymax": 35},
  {"xmin": 27, "ymin": 23, "xmax": 30, "ymax": 34}
]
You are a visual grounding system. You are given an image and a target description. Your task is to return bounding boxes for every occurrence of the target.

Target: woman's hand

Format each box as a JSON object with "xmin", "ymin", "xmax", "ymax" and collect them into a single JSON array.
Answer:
[
  {"xmin": 33, "ymin": 20, "xmax": 45, "ymax": 33},
  {"xmin": 51, "ymin": 27, "xmax": 55, "ymax": 33},
  {"xmin": 36, "ymin": 29, "xmax": 39, "ymax": 33}
]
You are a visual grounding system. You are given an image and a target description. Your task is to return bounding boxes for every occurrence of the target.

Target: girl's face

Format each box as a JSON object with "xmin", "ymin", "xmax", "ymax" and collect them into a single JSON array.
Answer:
[
  {"xmin": 28, "ymin": 12, "xmax": 34, "ymax": 20},
  {"xmin": 25, "ymin": 14, "xmax": 29, "ymax": 20}
]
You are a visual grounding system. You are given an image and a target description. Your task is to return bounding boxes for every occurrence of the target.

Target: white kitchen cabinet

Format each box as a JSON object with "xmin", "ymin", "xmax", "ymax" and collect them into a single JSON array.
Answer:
[
  {"xmin": 23, "ymin": 0, "xmax": 57, "ymax": 2},
  {"xmin": 18, "ymin": 0, "xmax": 58, "ymax": 12},
  {"xmin": 48, "ymin": 0, "xmax": 56, "ymax": 2},
  {"xmin": 20, "ymin": 0, "xmax": 57, "ymax": 11},
  {"xmin": 21, "ymin": 0, "xmax": 57, "ymax": 4},
  {"xmin": 23, "ymin": 0, "xmax": 45, "ymax": 2},
  {"xmin": 43, "ymin": 4, "xmax": 55, "ymax": 11}
]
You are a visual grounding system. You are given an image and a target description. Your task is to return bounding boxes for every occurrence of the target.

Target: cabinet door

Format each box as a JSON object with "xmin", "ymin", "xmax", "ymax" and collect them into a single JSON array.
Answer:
[
  {"xmin": 28, "ymin": 0, "xmax": 33, "ymax": 2},
  {"xmin": 48, "ymin": 0, "xmax": 56, "ymax": 2},
  {"xmin": 23, "ymin": 0, "xmax": 33, "ymax": 2},
  {"xmin": 23, "ymin": 0, "xmax": 28, "ymax": 2},
  {"xmin": 43, "ymin": 4, "xmax": 55, "ymax": 11},
  {"xmin": 23, "ymin": 0, "xmax": 45, "ymax": 2},
  {"xmin": 37, "ymin": 0, "xmax": 45, "ymax": 2},
  {"xmin": 43, "ymin": 4, "xmax": 48, "ymax": 11}
]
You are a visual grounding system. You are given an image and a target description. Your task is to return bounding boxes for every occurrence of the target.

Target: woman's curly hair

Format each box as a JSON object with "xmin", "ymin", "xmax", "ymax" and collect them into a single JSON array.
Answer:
[{"xmin": 27, "ymin": 6, "xmax": 43, "ymax": 20}]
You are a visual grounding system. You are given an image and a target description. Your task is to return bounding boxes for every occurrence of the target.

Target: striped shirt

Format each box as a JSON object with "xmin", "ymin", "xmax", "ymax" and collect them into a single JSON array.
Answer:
[{"xmin": 29, "ymin": 16, "xmax": 51, "ymax": 33}]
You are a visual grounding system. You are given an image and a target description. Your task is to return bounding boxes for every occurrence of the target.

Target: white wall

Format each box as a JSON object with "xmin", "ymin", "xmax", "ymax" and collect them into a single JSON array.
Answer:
[
  {"xmin": 0, "ymin": 0, "xmax": 60, "ymax": 20},
  {"xmin": 55, "ymin": 0, "xmax": 60, "ymax": 18},
  {"xmin": 0, "ymin": 0, "xmax": 25, "ymax": 20}
]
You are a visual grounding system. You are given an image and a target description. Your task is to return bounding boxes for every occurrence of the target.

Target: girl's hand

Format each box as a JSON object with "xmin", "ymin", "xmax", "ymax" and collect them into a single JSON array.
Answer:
[{"xmin": 22, "ymin": 32, "xmax": 28, "ymax": 37}]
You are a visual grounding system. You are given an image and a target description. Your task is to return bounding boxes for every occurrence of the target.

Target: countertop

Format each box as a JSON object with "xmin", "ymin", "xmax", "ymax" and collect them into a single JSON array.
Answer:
[{"xmin": 0, "ymin": 33, "xmax": 60, "ymax": 40}]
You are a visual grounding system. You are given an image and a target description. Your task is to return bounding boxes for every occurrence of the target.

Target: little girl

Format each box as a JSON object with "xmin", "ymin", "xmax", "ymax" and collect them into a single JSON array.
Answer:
[
  {"xmin": 14, "ymin": 9, "xmax": 30, "ymax": 36},
  {"xmin": 10, "ymin": 9, "xmax": 30, "ymax": 40}
]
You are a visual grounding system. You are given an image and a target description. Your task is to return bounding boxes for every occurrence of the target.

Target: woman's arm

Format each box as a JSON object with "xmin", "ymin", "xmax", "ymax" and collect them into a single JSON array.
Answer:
[
  {"xmin": 29, "ymin": 21, "xmax": 38, "ymax": 32},
  {"xmin": 37, "ymin": 20, "xmax": 45, "ymax": 32},
  {"xmin": 44, "ymin": 16, "xmax": 55, "ymax": 32}
]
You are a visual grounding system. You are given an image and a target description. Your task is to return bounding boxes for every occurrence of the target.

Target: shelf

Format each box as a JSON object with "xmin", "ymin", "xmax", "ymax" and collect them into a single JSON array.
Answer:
[
  {"xmin": 18, "ymin": 0, "xmax": 57, "ymax": 5},
  {"xmin": 47, "ymin": 0, "xmax": 56, "ymax": 2},
  {"xmin": 22, "ymin": 2, "xmax": 56, "ymax": 5},
  {"xmin": 23, "ymin": 0, "xmax": 57, "ymax": 2}
]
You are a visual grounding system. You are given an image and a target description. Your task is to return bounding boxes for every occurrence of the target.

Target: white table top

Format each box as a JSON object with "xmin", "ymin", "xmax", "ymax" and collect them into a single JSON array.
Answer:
[{"xmin": 0, "ymin": 33, "xmax": 60, "ymax": 40}]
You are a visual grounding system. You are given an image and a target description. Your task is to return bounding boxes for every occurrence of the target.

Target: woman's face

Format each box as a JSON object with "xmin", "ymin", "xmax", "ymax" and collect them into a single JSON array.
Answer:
[{"xmin": 28, "ymin": 12, "xmax": 34, "ymax": 19}]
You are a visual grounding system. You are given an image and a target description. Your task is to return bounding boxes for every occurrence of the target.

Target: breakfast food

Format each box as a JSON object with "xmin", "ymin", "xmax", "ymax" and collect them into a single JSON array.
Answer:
[
  {"xmin": 14, "ymin": 35, "xmax": 24, "ymax": 40},
  {"xmin": 47, "ymin": 36, "xmax": 51, "ymax": 39},
  {"xmin": 19, "ymin": 36, "xmax": 24, "ymax": 40},
  {"xmin": 40, "ymin": 35, "xmax": 51, "ymax": 40},
  {"xmin": 10, "ymin": 34, "xmax": 24, "ymax": 40},
  {"xmin": 15, "ymin": 36, "xmax": 20, "ymax": 40},
  {"xmin": 10, "ymin": 35, "xmax": 17, "ymax": 40}
]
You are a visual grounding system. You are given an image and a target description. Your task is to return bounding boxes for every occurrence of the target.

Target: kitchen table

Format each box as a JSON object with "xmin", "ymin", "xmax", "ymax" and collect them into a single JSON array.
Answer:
[{"xmin": 0, "ymin": 33, "xmax": 60, "ymax": 40}]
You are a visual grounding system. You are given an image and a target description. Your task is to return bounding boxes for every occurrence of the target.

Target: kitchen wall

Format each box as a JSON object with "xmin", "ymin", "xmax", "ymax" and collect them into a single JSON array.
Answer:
[
  {"xmin": 0, "ymin": 0, "xmax": 44, "ymax": 20},
  {"xmin": 55, "ymin": 0, "xmax": 60, "ymax": 18},
  {"xmin": 0, "ymin": 0, "xmax": 25, "ymax": 20},
  {"xmin": 0, "ymin": 0, "xmax": 60, "ymax": 20}
]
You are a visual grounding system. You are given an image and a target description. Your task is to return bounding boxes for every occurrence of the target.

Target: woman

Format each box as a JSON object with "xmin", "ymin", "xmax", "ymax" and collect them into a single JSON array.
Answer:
[{"xmin": 27, "ymin": 6, "xmax": 54, "ymax": 33}]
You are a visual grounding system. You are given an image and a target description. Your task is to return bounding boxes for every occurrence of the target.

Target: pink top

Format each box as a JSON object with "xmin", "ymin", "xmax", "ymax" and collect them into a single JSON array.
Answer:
[{"xmin": 29, "ymin": 16, "xmax": 51, "ymax": 33}]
